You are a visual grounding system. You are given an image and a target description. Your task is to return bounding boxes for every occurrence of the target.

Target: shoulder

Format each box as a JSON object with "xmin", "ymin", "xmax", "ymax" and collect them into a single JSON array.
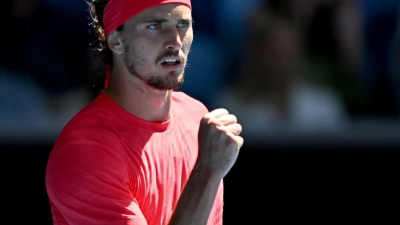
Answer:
[
  {"xmin": 49, "ymin": 94, "xmax": 138, "ymax": 169},
  {"xmin": 45, "ymin": 139, "xmax": 142, "ymax": 224},
  {"xmin": 45, "ymin": 140, "xmax": 130, "ymax": 198},
  {"xmin": 172, "ymin": 91, "xmax": 204, "ymax": 104},
  {"xmin": 172, "ymin": 91, "xmax": 209, "ymax": 113}
]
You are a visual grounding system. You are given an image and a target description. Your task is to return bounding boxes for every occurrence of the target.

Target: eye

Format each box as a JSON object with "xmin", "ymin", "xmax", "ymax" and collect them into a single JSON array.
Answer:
[
  {"xmin": 177, "ymin": 20, "xmax": 192, "ymax": 28},
  {"xmin": 148, "ymin": 23, "xmax": 161, "ymax": 30}
]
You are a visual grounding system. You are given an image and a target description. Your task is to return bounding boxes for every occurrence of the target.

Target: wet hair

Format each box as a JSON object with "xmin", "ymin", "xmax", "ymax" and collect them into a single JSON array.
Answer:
[{"xmin": 85, "ymin": 0, "xmax": 124, "ymax": 76}]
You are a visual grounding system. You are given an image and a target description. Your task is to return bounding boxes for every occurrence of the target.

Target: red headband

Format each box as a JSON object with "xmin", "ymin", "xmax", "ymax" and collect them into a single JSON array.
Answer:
[{"xmin": 103, "ymin": 0, "xmax": 192, "ymax": 35}]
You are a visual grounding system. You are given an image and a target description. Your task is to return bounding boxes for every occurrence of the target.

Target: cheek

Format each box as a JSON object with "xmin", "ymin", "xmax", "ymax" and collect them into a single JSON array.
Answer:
[
  {"xmin": 183, "ymin": 42, "xmax": 192, "ymax": 54},
  {"xmin": 182, "ymin": 36, "xmax": 193, "ymax": 53},
  {"xmin": 181, "ymin": 28, "xmax": 193, "ymax": 51},
  {"xmin": 128, "ymin": 41, "xmax": 151, "ymax": 60}
]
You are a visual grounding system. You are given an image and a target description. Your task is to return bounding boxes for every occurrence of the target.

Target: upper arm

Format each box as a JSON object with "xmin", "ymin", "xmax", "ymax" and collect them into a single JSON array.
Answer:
[{"xmin": 46, "ymin": 140, "xmax": 147, "ymax": 225}]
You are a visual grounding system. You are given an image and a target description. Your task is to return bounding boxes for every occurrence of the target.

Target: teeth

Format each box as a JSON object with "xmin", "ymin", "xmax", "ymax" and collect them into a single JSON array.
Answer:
[{"xmin": 164, "ymin": 59, "xmax": 178, "ymax": 63}]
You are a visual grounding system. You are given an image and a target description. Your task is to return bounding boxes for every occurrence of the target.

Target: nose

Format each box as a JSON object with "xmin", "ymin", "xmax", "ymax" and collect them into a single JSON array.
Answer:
[{"xmin": 164, "ymin": 27, "xmax": 183, "ymax": 50}]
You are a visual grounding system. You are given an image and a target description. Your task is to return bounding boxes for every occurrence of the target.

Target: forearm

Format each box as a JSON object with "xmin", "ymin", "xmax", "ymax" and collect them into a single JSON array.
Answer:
[
  {"xmin": 167, "ymin": 108, "xmax": 243, "ymax": 224},
  {"xmin": 168, "ymin": 165, "xmax": 222, "ymax": 225}
]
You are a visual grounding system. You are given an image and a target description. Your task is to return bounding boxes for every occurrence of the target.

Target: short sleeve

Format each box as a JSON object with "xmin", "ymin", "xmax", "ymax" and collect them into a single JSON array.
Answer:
[{"xmin": 46, "ymin": 140, "xmax": 148, "ymax": 225}]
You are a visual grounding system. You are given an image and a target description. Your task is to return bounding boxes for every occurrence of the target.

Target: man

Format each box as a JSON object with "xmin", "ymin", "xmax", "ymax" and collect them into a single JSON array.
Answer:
[{"xmin": 45, "ymin": 0, "xmax": 244, "ymax": 224}]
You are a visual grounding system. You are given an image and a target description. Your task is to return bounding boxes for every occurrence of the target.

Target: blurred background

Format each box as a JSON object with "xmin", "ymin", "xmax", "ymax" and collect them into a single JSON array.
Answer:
[{"xmin": 1, "ymin": 0, "xmax": 399, "ymax": 224}]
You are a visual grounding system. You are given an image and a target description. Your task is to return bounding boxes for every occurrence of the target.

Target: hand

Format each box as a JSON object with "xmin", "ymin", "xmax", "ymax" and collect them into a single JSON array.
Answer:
[{"xmin": 196, "ymin": 108, "xmax": 244, "ymax": 179}]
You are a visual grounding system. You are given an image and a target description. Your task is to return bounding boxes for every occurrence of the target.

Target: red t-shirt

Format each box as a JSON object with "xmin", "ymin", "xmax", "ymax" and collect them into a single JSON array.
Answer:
[{"xmin": 46, "ymin": 91, "xmax": 224, "ymax": 225}]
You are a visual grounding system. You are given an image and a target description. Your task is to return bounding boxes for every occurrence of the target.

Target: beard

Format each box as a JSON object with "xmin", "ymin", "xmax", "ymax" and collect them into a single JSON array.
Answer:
[{"xmin": 123, "ymin": 44, "xmax": 185, "ymax": 91}]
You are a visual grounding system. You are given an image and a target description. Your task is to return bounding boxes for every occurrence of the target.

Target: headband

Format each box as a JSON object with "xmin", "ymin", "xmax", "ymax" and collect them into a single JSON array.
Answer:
[{"xmin": 103, "ymin": 0, "xmax": 192, "ymax": 35}]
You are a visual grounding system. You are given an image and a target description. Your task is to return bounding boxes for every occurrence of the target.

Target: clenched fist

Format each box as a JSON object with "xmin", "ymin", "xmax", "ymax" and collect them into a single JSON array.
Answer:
[{"xmin": 196, "ymin": 108, "xmax": 244, "ymax": 179}]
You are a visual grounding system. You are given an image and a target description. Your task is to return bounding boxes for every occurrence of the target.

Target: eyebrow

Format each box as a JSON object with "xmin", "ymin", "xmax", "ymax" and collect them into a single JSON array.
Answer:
[
  {"xmin": 144, "ymin": 19, "xmax": 168, "ymax": 24},
  {"xmin": 142, "ymin": 18, "xmax": 193, "ymax": 24}
]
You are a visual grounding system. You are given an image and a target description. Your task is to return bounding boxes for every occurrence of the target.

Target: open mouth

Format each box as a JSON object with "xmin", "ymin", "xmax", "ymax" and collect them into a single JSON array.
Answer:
[{"xmin": 161, "ymin": 58, "xmax": 181, "ymax": 65}]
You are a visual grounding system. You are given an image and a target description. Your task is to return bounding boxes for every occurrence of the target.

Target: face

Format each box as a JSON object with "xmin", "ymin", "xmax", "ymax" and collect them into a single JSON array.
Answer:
[{"xmin": 115, "ymin": 4, "xmax": 193, "ymax": 91}]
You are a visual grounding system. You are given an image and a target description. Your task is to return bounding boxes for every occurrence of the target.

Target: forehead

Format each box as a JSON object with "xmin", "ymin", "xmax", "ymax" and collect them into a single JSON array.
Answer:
[{"xmin": 133, "ymin": 4, "xmax": 192, "ymax": 21}]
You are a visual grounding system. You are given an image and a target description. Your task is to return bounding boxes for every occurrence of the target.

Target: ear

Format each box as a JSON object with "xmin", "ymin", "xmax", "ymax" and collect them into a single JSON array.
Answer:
[{"xmin": 107, "ymin": 31, "xmax": 124, "ymax": 54}]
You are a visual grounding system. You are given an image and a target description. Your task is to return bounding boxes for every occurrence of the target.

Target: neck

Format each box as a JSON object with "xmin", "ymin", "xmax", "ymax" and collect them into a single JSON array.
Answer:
[{"xmin": 104, "ymin": 79, "xmax": 172, "ymax": 123}]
